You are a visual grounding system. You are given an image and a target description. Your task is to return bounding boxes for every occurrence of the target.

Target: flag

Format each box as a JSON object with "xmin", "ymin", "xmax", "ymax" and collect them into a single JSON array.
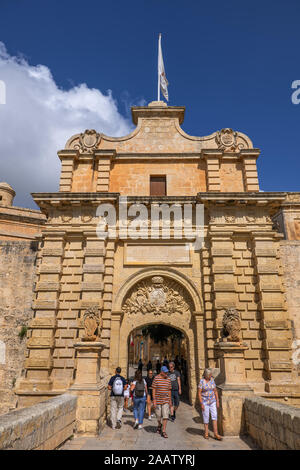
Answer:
[
  {"xmin": 158, "ymin": 33, "xmax": 169, "ymax": 101},
  {"xmin": 130, "ymin": 334, "xmax": 134, "ymax": 346}
]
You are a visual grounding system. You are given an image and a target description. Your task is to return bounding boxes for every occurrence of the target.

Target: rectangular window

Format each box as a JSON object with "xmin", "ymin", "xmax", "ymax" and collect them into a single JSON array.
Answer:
[{"xmin": 150, "ymin": 176, "xmax": 167, "ymax": 196}]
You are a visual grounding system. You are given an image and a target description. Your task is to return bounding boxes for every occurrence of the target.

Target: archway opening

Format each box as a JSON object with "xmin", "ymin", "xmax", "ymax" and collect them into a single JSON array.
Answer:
[{"xmin": 127, "ymin": 323, "xmax": 190, "ymax": 401}]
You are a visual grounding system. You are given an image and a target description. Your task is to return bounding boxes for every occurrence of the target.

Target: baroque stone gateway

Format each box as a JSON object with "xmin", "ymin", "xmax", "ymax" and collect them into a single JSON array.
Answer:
[{"xmin": 0, "ymin": 100, "xmax": 300, "ymax": 436}]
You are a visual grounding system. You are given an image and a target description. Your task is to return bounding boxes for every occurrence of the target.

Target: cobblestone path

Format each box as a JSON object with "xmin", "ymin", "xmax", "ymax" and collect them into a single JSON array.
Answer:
[{"xmin": 61, "ymin": 401, "xmax": 257, "ymax": 450}]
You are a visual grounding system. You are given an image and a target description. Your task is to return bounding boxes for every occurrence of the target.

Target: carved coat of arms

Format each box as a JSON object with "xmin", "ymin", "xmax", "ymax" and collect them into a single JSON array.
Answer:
[
  {"xmin": 81, "ymin": 307, "xmax": 102, "ymax": 341},
  {"xmin": 122, "ymin": 276, "xmax": 191, "ymax": 316}
]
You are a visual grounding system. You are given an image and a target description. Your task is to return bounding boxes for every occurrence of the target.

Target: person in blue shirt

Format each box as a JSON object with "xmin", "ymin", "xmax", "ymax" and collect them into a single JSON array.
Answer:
[{"xmin": 108, "ymin": 367, "xmax": 127, "ymax": 430}]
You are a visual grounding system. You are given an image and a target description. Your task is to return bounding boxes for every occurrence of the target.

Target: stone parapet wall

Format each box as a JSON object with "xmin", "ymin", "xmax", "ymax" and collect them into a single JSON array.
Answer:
[
  {"xmin": 244, "ymin": 396, "xmax": 300, "ymax": 449},
  {"xmin": 0, "ymin": 393, "xmax": 77, "ymax": 450}
]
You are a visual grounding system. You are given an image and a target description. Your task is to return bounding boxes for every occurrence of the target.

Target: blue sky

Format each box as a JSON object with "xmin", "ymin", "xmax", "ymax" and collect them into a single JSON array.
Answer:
[{"xmin": 0, "ymin": 0, "xmax": 299, "ymax": 207}]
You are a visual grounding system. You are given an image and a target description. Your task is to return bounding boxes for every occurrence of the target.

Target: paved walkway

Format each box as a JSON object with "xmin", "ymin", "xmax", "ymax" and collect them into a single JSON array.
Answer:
[{"xmin": 61, "ymin": 401, "xmax": 257, "ymax": 450}]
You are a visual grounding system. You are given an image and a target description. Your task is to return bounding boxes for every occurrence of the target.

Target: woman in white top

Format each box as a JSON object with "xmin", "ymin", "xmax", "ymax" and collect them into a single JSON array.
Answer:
[
  {"xmin": 130, "ymin": 369, "xmax": 148, "ymax": 429},
  {"xmin": 123, "ymin": 379, "xmax": 130, "ymax": 411}
]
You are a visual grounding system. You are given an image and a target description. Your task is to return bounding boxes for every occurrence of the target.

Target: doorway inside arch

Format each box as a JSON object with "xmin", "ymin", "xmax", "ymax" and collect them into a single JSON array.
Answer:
[{"xmin": 127, "ymin": 324, "xmax": 190, "ymax": 401}]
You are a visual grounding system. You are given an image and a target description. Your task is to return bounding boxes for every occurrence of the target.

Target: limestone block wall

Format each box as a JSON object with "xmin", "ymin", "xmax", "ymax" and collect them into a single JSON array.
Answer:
[
  {"xmin": 0, "ymin": 393, "xmax": 77, "ymax": 450},
  {"xmin": 280, "ymin": 240, "xmax": 300, "ymax": 375},
  {"xmin": 0, "ymin": 240, "xmax": 38, "ymax": 415},
  {"xmin": 244, "ymin": 396, "xmax": 300, "ymax": 450},
  {"xmin": 17, "ymin": 222, "xmax": 113, "ymax": 410},
  {"xmin": 109, "ymin": 159, "xmax": 207, "ymax": 195},
  {"xmin": 205, "ymin": 203, "xmax": 293, "ymax": 393}
]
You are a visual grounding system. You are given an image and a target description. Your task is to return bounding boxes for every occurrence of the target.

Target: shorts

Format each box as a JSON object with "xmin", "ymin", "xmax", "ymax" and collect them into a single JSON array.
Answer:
[
  {"xmin": 124, "ymin": 389, "xmax": 130, "ymax": 398},
  {"xmin": 147, "ymin": 390, "xmax": 153, "ymax": 401},
  {"xmin": 202, "ymin": 401, "xmax": 217, "ymax": 424},
  {"xmin": 171, "ymin": 390, "xmax": 180, "ymax": 407},
  {"xmin": 155, "ymin": 403, "xmax": 170, "ymax": 420}
]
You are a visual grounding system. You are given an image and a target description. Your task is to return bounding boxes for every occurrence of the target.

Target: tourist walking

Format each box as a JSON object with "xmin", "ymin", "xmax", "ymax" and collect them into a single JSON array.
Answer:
[
  {"xmin": 108, "ymin": 367, "xmax": 127, "ymax": 430},
  {"xmin": 168, "ymin": 361, "xmax": 181, "ymax": 421},
  {"xmin": 152, "ymin": 365, "xmax": 172, "ymax": 438},
  {"xmin": 130, "ymin": 370, "xmax": 148, "ymax": 429},
  {"xmin": 145, "ymin": 369, "xmax": 154, "ymax": 420},
  {"xmin": 155, "ymin": 359, "xmax": 161, "ymax": 374},
  {"xmin": 198, "ymin": 368, "xmax": 222, "ymax": 440},
  {"xmin": 146, "ymin": 359, "xmax": 152, "ymax": 371},
  {"xmin": 138, "ymin": 358, "xmax": 143, "ymax": 371}
]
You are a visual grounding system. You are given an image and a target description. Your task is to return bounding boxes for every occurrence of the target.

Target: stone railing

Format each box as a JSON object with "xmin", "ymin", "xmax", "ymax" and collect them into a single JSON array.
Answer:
[
  {"xmin": 244, "ymin": 396, "xmax": 300, "ymax": 450},
  {"xmin": 0, "ymin": 394, "xmax": 77, "ymax": 450}
]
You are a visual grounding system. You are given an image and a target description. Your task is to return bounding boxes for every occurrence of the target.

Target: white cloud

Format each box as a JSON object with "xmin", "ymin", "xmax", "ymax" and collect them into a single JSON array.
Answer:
[{"xmin": 0, "ymin": 42, "xmax": 133, "ymax": 208}]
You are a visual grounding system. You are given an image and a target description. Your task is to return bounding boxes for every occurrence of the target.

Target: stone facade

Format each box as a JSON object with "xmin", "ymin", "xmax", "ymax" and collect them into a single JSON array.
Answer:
[
  {"xmin": 0, "ymin": 241, "xmax": 39, "ymax": 414},
  {"xmin": 0, "ymin": 185, "xmax": 45, "ymax": 415},
  {"xmin": 0, "ymin": 101, "xmax": 299, "ymax": 425},
  {"xmin": 0, "ymin": 182, "xmax": 45, "ymax": 241}
]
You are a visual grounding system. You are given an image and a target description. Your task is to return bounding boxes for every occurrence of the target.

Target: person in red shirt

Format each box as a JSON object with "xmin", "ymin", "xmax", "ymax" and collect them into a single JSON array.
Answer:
[{"xmin": 152, "ymin": 365, "xmax": 172, "ymax": 438}]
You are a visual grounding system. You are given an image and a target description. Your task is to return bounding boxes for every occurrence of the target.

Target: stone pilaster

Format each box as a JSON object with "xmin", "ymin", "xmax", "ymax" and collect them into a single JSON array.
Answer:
[
  {"xmin": 209, "ymin": 231, "xmax": 236, "ymax": 366},
  {"xmin": 101, "ymin": 239, "xmax": 116, "ymax": 373},
  {"xmin": 194, "ymin": 310, "xmax": 205, "ymax": 383},
  {"xmin": 202, "ymin": 150, "xmax": 222, "ymax": 191},
  {"xmin": 52, "ymin": 232, "xmax": 83, "ymax": 391},
  {"xmin": 95, "ymin": 150, "xmax": 115, "ymax": 192},
  {"xmin": 81, "ymin": 231, "xmax": 105, "ymax": 311},
  {"xmin": 251, "ymin": 231, "xmax": 294, "ymax": 391},
  {"xmin": 241, "ymin": 150, "xmax": 260, "ymax": 192},
  {"xmin": 17, "ymin": 232, "xmax": 65, "ymax": 397},
  {"xmin": 58, "ymin": 150, "xmax": 77, "ymax": 192},
  {"xmin": 109, "ymin": 311, "xmax": 122, "ymax": 372}
]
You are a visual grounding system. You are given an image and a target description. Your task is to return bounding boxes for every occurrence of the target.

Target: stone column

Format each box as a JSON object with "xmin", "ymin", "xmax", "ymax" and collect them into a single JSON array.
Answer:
[
  {"xmin": 215, "ymin": 341, "xmax": 253, "ymax": 436},
  {"xmin": 69, "ymin": 341, "xmax": 106, "ymax": 435}
]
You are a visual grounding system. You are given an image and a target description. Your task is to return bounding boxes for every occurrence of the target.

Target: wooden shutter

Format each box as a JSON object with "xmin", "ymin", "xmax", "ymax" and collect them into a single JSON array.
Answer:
[{"xmin": 150, "ymin": 176, "xmax": 166, "ymax": 196}]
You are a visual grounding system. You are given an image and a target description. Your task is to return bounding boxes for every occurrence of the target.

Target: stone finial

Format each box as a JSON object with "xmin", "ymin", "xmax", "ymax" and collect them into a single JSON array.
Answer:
[
  {"xmin": 0, "ymin": 182, "xmax": 15, "ymax": 207},
  {"xmin": 221, "ymin": 308, "xmax": 241, "ymax": 342},
  {"xmin": 148, "ymin": 100, "xmax": 168, "ymax": 108},
  {"xmin": 81, "ymin": 307, "xmax": 102, "ymax": 342}
]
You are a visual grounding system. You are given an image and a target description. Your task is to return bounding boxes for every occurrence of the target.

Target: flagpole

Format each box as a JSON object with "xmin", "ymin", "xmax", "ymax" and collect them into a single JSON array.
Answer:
[{"xmin": 158, "ymin": 33, "xmax": 161, "ymax": 101}]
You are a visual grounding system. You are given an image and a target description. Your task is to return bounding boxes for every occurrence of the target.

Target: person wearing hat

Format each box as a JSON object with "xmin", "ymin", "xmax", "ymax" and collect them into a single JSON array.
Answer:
[{"xmin": 152, "ymin": 365, "xmax": 172, "ymax": 438}]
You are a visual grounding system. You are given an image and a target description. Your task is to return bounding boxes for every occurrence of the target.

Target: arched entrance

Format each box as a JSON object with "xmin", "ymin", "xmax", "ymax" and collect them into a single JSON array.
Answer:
[
  {"xmin": 110, "ymin": 268, "xmax": 205, "ymax": 405},
  {"xmin": 127, "ymin": 323, "xmax": 190, "ymax": 400}
]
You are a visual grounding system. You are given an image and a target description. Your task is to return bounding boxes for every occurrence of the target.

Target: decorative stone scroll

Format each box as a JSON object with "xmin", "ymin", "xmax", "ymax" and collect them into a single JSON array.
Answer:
[
  {"xmin": 216, "ymin": 128, "xmax": 239, "ymax": 152},
  {"xmin": 122, "ymin": 276, "xmax": 192, "ymax": 316},
  {"xmin": 81, "ymin": 307, "xmax": 102, "ymax": 341},
  {"xmin": 71, "ymin": 129, "xmax": 101, "ymax": 154},
  {"xmin": 221, "ymin": 308, "xmax": 241, "ymax": 342}
]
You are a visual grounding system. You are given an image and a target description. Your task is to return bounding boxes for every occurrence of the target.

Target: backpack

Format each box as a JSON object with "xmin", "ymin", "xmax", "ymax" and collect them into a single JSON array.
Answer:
[
  {"xmin": 112, "ymin": 376, "xmax": 124, "ymax": 396},
  {"xmin": 135, "ymin": 380, "xmax": 145, "ymax": 398}
]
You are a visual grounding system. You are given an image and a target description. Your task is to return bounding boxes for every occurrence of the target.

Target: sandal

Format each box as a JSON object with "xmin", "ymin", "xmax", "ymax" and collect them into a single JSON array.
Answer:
[
  {"xmin": 214, "ymin": 434, "xmax": 223, "ymax": 441},
  {"xmin": 156, "ymin": 424, "xmax": 162, "ymax": 434},
  {"xmin": 162, "ymin": 431, "xmax": 168, "ymax": 438},
  {"xmin": 204, "ymin": 434, "xmax": 209, "ymax": 439}
]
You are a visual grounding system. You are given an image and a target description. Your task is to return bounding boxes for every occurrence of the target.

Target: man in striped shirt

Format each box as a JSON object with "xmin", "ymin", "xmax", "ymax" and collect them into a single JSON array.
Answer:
[{"xmin": 152, "ymin": 365, "xmax": 172, "ymax": 438}]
